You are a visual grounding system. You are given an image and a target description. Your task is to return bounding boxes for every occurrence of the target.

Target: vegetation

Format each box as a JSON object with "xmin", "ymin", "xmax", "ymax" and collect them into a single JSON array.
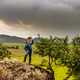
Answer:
[
  {"xmin": 0, "ymin": 44, "xmax": 11, "ymax": 60},
  {"xmin": 34, "ymin": 35, "xmax": 80, "ymax": 80},
  {"xmin": 1, "ymin": 35, "xmax": 80, "ymax": 80}
]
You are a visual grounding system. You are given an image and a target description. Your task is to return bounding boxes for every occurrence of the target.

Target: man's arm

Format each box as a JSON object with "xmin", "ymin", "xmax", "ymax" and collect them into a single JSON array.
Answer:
[{"xmin": 30, "ymin": 39, "xmax": 34, "ymax": 45}]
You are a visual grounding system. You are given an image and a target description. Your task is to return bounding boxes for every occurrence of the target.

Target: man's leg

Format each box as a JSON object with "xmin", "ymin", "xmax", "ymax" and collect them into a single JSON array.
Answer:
[
  {"xmin": 29, "ymin": 53, "xmax": 32, "ymax": 64},
  {"xmin": 24, "ymin": 54, "xmax": 28, "ymax": 62}
]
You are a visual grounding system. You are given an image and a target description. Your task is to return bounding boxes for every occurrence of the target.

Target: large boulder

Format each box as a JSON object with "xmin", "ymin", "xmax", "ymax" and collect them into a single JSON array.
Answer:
[{"xmin": 0, "ymin": 61, "xmax": 53, "ymax": 80}]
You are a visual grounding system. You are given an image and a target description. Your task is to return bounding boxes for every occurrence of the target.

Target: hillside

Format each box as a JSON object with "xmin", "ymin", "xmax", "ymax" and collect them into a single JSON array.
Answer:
[
  {"xmin": 0, "ymin": 34, "xmax": 40, "ymax": 43},
  {"xmin": 0, "ymin": 34, "xmax": 25, "ymax": 43}
]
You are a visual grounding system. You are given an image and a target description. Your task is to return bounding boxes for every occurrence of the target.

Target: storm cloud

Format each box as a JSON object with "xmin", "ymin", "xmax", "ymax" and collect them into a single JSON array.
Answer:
[{"xmin": 0, "ymin": 0, "xmax": 80, "ymax": 37}]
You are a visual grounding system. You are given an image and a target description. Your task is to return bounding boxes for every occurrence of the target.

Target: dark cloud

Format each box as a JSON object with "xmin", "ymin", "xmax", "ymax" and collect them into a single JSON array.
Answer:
[{"xmin": 0, "ymin": 0, "xmax": 80, "ymax": 37}]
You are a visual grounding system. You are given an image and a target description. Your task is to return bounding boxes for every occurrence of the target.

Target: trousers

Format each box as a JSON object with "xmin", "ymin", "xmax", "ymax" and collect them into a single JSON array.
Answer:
[{"xmin": 24, "ymin": 52, "xmax": 32, "ymax": 64}]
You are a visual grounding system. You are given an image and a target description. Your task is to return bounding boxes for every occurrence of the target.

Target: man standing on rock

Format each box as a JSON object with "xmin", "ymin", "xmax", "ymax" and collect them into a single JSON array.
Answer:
[{"xmin": 24, "ymin": 37, "xmax": 33, "ymax": 64}]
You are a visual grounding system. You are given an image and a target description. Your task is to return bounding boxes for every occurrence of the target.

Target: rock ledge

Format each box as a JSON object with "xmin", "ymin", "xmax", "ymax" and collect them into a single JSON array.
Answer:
[{"xmin": 0, "ymin": 61, "xmax": 53, "ymax": 80}]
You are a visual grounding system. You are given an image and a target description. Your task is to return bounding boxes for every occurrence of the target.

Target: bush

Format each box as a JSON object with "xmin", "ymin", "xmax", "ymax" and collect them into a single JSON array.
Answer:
[
  {"xmin": 6, "ymin": 45, "xmax": 19, "ymax": 49},
  {"xmin": 15, "ymin": 45, "xmax": 19, "ymax": 49},
  {"xmin": 0, "ymin": 44, "xmax": 11, "ymax": 60}
]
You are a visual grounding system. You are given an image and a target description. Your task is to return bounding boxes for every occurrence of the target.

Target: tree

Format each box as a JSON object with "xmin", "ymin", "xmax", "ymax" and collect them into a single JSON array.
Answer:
[
  {"xmin": 60, "ymin": 36, "xmax": 80, "ymax": 80},
  {"xmin": 34, "ymin": 36, "xmax": 55, "ymax": 80},
  {"xmin": 34, "ymin": 35, "xmax": 80, "ymax": 80},
  {"xmin": 72, "ymin": 35, "xmax": 80, "ymax": 45},
  {"xmin": 34, "ymin": 36, "xmax": 70, "ymax": 80}
]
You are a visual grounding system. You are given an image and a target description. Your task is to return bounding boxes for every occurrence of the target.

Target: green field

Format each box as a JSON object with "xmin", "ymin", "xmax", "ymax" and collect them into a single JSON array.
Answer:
[{"xmin": 3, "ymin": 43, "xmax": 75, "ymax": 80}]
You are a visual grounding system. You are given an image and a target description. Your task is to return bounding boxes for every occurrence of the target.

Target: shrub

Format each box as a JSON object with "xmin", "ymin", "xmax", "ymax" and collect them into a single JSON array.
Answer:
[{"xmin": 0, "ymin": 44, "xmax": 11, "ymax": 60}]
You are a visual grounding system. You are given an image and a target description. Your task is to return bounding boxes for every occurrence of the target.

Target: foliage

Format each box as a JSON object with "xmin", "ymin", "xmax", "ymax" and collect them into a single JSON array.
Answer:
[
  {"xmin": 6, "ymin": 45, "xmax": 19, "ymax": 49},
  {"xmin": 72, "ymin": 36, "xmax": 80, "ymax": 45},
  {"xmin": 0, "ymin": 44, "xmax": 11, "ymax": 60},
  {"xmin": 34, "ymin": 35, "xmax": 80, "ymax": 79},
  {"xmin": 60, "ymin": 36, "xmax": 80, "ymax": 70},
  {"xmin": 34, "ymin": 36, "xmax": 69, "ymax": 65}
]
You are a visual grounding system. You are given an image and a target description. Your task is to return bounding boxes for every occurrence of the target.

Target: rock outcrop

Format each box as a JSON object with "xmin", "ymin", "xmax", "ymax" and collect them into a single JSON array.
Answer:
[{"xmin": 0, "ymin": 61, "xmax": 53, "ymax": 80}]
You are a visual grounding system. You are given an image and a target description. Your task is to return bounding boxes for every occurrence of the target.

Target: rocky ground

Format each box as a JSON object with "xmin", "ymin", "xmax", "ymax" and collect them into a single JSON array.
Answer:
[{"xmin": 0, "ymin": 60, "xmax": 53, "ymax": 80}]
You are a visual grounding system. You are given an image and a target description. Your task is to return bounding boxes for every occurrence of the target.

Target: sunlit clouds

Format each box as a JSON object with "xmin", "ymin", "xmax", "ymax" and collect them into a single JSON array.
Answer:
[{"xmin": 0, "ymin": 20, "xmax": 33, "ymax": 38}]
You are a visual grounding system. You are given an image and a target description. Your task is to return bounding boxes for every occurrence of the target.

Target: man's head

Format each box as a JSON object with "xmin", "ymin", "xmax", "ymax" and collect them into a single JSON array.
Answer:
[{"xmin": 26, "ymin": 37, "xmax": 32, "ymax": 44}]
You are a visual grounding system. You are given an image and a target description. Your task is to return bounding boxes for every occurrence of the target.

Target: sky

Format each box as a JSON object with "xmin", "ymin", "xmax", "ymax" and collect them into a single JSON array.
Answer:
[{"xmin": 0, "ymin": 0, "xmax": 80, "ymax": 38}]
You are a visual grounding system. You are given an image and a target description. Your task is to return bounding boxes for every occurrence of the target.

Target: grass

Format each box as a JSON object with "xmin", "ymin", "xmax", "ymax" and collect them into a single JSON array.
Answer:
[
  {"xmin": 3, "ymin": 43, "xmax": 75, "ymax": 80},
  {"xmin": 11, "ymin": 52, "xmax": 74, "ymax": 80}
]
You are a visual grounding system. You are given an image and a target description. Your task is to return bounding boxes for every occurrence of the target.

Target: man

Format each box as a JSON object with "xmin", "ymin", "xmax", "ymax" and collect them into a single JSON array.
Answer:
[{"xmin": 24, "ymin": 37, "xmax": 33, "ymax": 64}]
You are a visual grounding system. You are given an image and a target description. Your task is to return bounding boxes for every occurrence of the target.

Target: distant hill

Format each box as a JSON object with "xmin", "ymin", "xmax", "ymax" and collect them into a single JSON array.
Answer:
[{"xmin": 0, "ymin": 34, "xmax": 26, "ymax": 43}]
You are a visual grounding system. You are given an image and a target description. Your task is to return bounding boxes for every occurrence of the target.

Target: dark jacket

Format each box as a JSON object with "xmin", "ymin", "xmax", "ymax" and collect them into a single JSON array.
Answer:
[{"xmin": 24, "ymin": 40, "xmax": 33, "ymax": 54}]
